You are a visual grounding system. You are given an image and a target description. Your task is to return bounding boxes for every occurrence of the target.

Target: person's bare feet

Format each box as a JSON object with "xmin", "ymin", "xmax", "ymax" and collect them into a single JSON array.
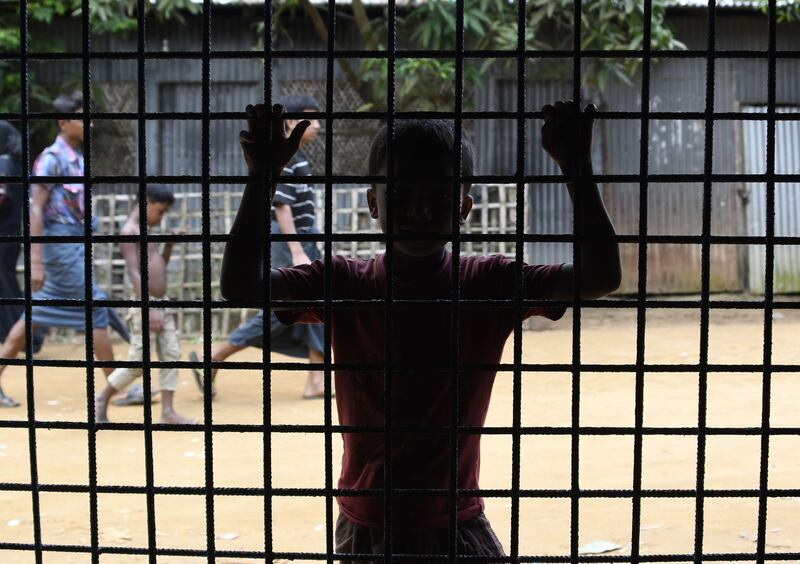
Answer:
[
  {"xmin": 302, "ymin": 371, "xmax": 326, "ymax": 399},
  {"xmin": 160, "ymin": 410, "xmax": 196, "ymax": 424},
  {"xmin": 94, "ymin": 392, "xmax": 110, "ymax": 424},
  {"xmin": 0, "ymin": 386, "xmax": 19, "ymax": 408}
]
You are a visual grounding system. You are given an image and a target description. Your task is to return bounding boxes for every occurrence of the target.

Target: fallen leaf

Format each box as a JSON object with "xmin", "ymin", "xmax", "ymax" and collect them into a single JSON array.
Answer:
[
  {"xmin": 217, "ymin": 532, "xmax": 240, "ymax": 541},
  {"xmin": 183, "ymin": 451, "xmax": 196, "ymax": 458},
  {"xmin": 313, "ymin": 524, "xmax": 324, "ymax": 532},
  {"xmin": 641, "ymin": 523, "xmax": 663, "ymax": 531},
  {"xmin": 738, "ymin": 532, "xmax": 757, "ymax": 543},
  {"xmin": 6, "ymin": 519, "xmax": 21, "ymax": 527},
  {"xmin": 102, "ymin": 527, "xmax": 132, "ymax": 542},
  {"xmin": 578, "ymin": 540, "xmax": 622, "ymax": 555},
  {"xmin": 47, "ymin": 400, "xmax": 59, "ymax": 406},
  {"xmin": 739, "ymin": 531, "xmax": 791, "ymax": 549}
]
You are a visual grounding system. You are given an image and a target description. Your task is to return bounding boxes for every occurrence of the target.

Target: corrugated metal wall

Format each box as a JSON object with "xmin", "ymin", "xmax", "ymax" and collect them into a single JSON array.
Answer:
[
  {"xmin": 482, "ymin": 13, "xmax": 800, "ymax": 294},
  {"xmin": 743, "ymin": 106, "xmax": 800, "ymax": 293},
  {"xmin": 29, "ymin": 10, "xmax": 800, "ymax": 295}
]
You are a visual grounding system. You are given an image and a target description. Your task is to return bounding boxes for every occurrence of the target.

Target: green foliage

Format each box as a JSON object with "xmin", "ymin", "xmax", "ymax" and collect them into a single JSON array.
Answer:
[
  {"xmin": 0, "ymin": 0, "xmax": 197, "ymax": 150},
  {"xmin": 758, "ymin": 0, "xmax": 800, "ymax": 23},
  {"xmin": 78, "ymin": 0, "xmax": 201, "ymax": 35},
  {"xmin": 273, "ymin": 0, "xmax": 687, "ymax": 112}
]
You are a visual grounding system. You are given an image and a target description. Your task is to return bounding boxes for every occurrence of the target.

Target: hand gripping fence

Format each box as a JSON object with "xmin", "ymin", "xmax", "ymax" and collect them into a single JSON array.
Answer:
[{"xmin": 0, "ymin": 0, "xmax": 798, "ymax": 562}]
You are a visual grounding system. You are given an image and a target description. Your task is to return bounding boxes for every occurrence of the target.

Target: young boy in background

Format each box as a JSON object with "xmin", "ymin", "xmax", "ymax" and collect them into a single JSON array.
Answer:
[
  {"xmin": 222, "ymin": 101, "xmax": 620, "ymax": 559},
  {"xmin": 95, "ymin": 184, "xmax": 194, "ymax": 424}
]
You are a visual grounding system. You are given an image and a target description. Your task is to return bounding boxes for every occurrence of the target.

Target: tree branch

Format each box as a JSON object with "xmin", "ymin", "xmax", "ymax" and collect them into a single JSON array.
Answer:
[{"xmin": 296, "ymin": 0, "xmax": 379, "ymax": 109}]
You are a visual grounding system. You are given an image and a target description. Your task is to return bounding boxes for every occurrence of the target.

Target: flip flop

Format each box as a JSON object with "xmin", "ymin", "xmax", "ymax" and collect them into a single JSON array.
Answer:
[
  {"xmin": 189, "ymin": 351, "xmax": 216, "ymax": 397},
  {"xmin": 189, "ymin": 351, "xmax": 204, "ymax": 392},
  {"xmin": 0, "ymin": 386, "xmax": 20, "ymax": 408},
  {"xmin": 111, "ymin": 383, "xmax": 159, "ymax": 407}
]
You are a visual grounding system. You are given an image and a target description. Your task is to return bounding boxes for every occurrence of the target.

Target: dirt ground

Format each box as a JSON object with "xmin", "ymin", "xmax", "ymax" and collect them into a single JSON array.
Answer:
[{"xmin": 1, "ymin": 304, "xmax": 799, "ymax": 563}]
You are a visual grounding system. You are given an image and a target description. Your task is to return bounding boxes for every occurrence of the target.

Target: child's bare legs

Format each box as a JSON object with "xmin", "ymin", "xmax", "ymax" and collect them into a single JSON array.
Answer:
[
  {"xmin": 94, "ymin": 384, "xmax": 193, "ymax": 424},
  {"xmin": 159, "ymin": 390, "xmax": 195, "ymax": 424},
  {"xmin": 91, "ymin": 327, "xmax": 119, "ymax": 421},
  {"xmin": 303, "ymin": 347, "xmax": 325, "ymax": 399},
  {"xmin": 194, "ymin": 342, "xmax": 328, "ymax": 399},
  {"xmin": 97, "ymin": 311, "xmax": 194, "ymax": 425},
  {"xmin": 0, "ymin": 319, "xmax": 30, "ymax": 407},
  {"xmin": 94, "ymin": 383, "xmax": 115, "ymax": 423},
  {"xmin": 93, "ymin": 327, "xmax": 115, "ymax": 378}
]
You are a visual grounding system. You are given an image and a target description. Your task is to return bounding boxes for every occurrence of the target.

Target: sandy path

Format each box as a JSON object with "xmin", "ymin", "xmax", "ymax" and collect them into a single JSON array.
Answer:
[{"xmin": 0, "ymin": 308, "xmax": 798, "ymax": 562}]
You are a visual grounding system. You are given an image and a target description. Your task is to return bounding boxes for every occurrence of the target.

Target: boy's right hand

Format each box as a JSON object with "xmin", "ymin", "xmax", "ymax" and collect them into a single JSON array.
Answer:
[{"xmin": 239, "ymin": 104, "xmax": 311, "ymax": 192}]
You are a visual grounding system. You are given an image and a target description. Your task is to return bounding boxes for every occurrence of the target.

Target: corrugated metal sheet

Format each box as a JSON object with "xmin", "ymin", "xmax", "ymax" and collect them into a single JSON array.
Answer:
[
  {"xmin": 28, "ymin": 10, "xmax": 800, "ymax": 296},
  {"xmin": 494, "ymin": 59, "xmax": 749, "ymax": 294},
  {"xmin": 743, "ymin": 106, "xmax": 800, "ymax": 293}
]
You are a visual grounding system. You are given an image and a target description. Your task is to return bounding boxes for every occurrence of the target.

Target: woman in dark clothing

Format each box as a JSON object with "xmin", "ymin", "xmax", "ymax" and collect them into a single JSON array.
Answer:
[{"xmin": 0, "ymin": 120, "xmax": 44, "ymax": 351}]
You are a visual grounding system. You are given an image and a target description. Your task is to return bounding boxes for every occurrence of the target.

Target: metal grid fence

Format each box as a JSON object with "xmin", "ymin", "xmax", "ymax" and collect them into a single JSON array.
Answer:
[
  {"xmin": 33, "ymin": 183, "xmax": 518, "ymax": 338},
  {"xmin": 0, "ymin": 0, "xmax": 798, "ymax": 562}
]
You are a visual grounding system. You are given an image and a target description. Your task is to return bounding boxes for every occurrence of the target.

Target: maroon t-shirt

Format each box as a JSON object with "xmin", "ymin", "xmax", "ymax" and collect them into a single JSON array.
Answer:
[{"xmin": 276, "ymin": 252, "xmax": 565, "ymax": 530}]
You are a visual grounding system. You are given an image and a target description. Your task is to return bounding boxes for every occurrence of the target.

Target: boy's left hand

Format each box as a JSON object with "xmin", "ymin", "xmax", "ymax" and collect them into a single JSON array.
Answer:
[
  {"xmin": 240, "ymin": 103, "xmax": 310, "ymax": 180},
  {"xmin": 541, "ymin": 100, "xmax": 597, "ymax": 170}
]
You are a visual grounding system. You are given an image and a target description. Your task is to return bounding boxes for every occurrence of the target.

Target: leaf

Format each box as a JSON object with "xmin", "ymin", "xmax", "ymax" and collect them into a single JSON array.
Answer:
[
  {"xmin": 102, "ymin": 527, "xmax": 133, "ymax": 542},
  {"xmin": 578, "ymin": 540, "xmax": 623, "ymax": 555}
]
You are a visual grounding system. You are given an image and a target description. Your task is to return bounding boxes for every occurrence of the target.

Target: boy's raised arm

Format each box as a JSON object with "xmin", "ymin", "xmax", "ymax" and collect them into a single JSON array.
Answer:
[
  {"xmin": 541, "ymin": 101, "xmax": 621, "ymax": 300},
  {"xmin": 221, "ymin": 104, "xmax": 310, "ymax": 302}
]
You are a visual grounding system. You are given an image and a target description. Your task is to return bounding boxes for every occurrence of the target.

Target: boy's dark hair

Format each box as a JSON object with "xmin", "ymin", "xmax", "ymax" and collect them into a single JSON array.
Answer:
[
  {"xmin": 368, "ymin": 120, "xmax": 475, "ymax": 191},
  {"xmin": 52, "ymin": 91, "xmax": 83, "ymax": 114},
  {"xmin": 146, "ymin": 184, "xmax": 175, "ymax": 206},
  {"xmin": 279, "ymin": 93, "xmax": 320, "ymax": 114}
]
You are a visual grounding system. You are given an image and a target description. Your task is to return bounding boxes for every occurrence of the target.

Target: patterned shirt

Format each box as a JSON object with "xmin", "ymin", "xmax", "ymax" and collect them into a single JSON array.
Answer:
[
  {"xmin": 271, "ymin": 150, "xmax": 316, "ymax": 231},
  {"xmin": 32, "ymin": 135, "xmax": 86, "ymax": 226}
]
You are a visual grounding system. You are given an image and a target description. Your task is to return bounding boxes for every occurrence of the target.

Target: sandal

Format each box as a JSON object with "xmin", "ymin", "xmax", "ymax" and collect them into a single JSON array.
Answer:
[
  {"xmin": 111, "ymin": 383, "xmax": 159, "ymax": 406},
  {"xmin": 189, "ymin": 351, "xmax": 217, "ymax": 397},
  {"xmin": 0, "ymin": 386, "xmax": 20, "ymax": 408}
]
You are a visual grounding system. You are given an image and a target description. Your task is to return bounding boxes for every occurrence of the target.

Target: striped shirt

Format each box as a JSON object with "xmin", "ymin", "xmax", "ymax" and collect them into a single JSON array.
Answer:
[{"xmin": 271, "ymin": 150, "xmax": 317, "ymax": 231}]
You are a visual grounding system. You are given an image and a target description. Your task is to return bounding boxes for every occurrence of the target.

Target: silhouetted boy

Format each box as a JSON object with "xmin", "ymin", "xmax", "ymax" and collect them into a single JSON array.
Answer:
[{"xmin": 221, "ymin": 101, "xmax": 621, "ymax": 560}]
